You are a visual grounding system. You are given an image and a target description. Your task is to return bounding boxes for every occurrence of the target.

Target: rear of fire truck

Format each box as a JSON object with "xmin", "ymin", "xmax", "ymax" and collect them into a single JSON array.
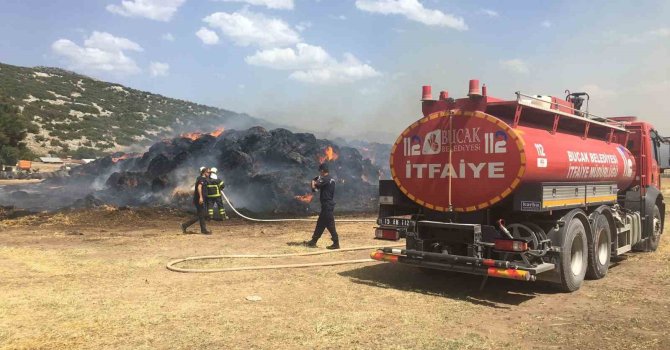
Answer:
[{"xmin": 372, "ymin": 80, "xmax": 667, "ymax": 292}]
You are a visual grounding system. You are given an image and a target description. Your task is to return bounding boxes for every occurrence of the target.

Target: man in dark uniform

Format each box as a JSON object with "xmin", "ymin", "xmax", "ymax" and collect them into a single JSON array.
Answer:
[
  {"xmin": 304, "ymin": 163, "xmax": 339, "ymax": 249},
  {"xmin": 181, "ymin": 167, "xmax": 212, "ymax": 234}
]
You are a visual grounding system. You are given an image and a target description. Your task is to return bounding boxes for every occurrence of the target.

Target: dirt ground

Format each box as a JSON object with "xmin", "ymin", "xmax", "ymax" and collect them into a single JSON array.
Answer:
[{"xmin": 1, "ymin": 195, "xmax": 669, "ymax": 349}]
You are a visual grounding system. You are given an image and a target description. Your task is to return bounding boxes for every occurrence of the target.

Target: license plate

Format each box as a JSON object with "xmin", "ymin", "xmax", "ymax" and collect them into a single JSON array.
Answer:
[{"xmin": 379, "ymin": 217, "xmax": 411, "ymax": 227}]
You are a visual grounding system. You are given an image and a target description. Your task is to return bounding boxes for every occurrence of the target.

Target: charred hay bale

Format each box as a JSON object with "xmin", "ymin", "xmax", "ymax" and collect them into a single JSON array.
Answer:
[
  {"xmin": 70, "ymin": 194, "xmax": 104, "ymax": 209},
  {"xmin": 151, "ymin": 176, "xmax": 169, "ymax": 192},
  {"xmin": 214, "ymin": 136, "xmax": 241, "ymax": 153},
  {"xmin": 172, "ymin": 138, "xmax": 194, "ymax": 150},
  {"xmin": 146, "ymin": 139, "xmax": 173, "ymax": 157},
  {"xmin": 262, "ymin": 129, "xmax": 319, "ymax": 165},
  {"xmin": 285, "ymin": 151, "xmax": 307, "ymax": 164},
  {"xmin": 173, "ymin": 151, "xmax": 190, "ymax": 168},
  {"xmin": 219, "ymin": 150, "xmax": 253, "ymax": 172},
  {"xmin": 105, "ymin": 172, "xmax": 149, "ymax": 191},
  {"xmin": 147, "ymin": 154, "xmax": 178, "ymax": 178},
  {"xmin": 70, "ymin": 156, "xmax": 114, "ymax": 177},
  {"xmin": 239, "ymin": 126, "xmax": 272, "ymax": 151},
  {"xmin": 225, "ymin": 172, "xmax": 303, "ymax": 214},
  {"xmin": 189, "ymin": 134, "xmax": 217, "ymax": 151}
]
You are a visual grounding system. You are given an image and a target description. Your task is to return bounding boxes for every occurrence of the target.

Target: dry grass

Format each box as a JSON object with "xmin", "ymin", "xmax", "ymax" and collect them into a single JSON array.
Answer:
[
  {"xmin": 0, "ymin": 179, "xmax": 43, "ymax": 186},
  {"xmin": 1, "ymin": 181, "xmax": 670, "ymax": 349}
]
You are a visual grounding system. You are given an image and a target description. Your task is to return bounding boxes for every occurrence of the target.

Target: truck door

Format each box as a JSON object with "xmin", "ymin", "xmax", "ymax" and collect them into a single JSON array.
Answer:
[
  {"xmin": 622, "ymin": 126, "xmax": 643, "ymax": 188},
  {"xmin": 650, "ymin": 129, "xmax": 662, "ymax": 188}
]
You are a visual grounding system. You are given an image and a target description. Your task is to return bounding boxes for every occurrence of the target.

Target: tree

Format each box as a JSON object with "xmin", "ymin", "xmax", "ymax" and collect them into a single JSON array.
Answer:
[{"xmin": 0, "ymin": 101, "xmax": 33, "ymax": 165}]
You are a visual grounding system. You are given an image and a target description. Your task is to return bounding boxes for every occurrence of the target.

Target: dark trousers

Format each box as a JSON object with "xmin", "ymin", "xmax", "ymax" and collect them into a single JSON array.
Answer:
[
  {"xmin": 312, "ymin": 204, "xmax": 338, "ymax": 243},
  {"xmin": 207, "ymin": 197, "xmax": 227, "ymax": 219},
  {"xmin": 183, "ymin": 202, "xmax": 208, "ymax": 233}
]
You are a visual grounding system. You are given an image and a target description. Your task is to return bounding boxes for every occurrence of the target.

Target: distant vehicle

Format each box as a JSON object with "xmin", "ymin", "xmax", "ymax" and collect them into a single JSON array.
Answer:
[
  {"xmin": 372, "ymin": 79, "xmax": 667, "ymax": 292},
  {"xmin": 17, "ymin": 160, "xmax": 32, "ymax": 170}
]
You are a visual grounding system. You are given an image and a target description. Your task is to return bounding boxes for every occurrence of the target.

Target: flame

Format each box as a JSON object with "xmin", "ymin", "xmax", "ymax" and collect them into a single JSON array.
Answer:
[
  {"xmin": 111, "ymin": 153, "xmax": 140, "ymax": 163},
  {"xmin": 179, "ymin": 127, "xmax": 225, "ymax": 141},
  {"xmin": 180, "ymin": 132, "xmax": 202, "ymax": 141},
  {"xmin": 210, "ymin": 127, "xmax": 225, "ymax": 137},
  {"xmin": 294, "ymin": 193, "xmax": 314, "ymax": 203},
  {"xmin": 318, "ymin": 146, "xmax": 339, "ymax": 164}
]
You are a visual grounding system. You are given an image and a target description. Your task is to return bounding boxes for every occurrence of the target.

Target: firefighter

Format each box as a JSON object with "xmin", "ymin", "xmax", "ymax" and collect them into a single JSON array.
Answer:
[
  {"xmin": 180, "ymin": 167, "xmax": 212, "ymax": 234},
  {"xmin": 206, "ymin": 167, "xmax": 229, "ymax": 221},
  {"xmin": 304, "ymin": 163, "xmax": 339, "ymax": 249}
]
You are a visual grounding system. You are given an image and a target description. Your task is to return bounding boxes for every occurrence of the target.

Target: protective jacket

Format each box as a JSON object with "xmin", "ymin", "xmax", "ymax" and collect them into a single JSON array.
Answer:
[{"xmin": 206, "ymin": 178, "xmax": 225, "ymax": 198}]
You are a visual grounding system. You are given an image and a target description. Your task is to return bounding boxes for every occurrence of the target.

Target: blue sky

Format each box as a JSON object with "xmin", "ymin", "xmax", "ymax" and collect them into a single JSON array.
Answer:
[{"xmin": 0, "ymin": 0, "xmax": 668, "ymax": 141}]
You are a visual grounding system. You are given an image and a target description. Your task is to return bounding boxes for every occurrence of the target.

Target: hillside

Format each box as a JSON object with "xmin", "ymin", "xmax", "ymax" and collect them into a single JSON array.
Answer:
[{"xmin": 0, "ymin": 62, "xmax": 273, "ymax": 158}]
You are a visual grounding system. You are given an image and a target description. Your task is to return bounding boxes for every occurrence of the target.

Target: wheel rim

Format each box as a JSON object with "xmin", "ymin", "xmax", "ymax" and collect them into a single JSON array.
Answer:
[
  {"xmin": 653, "ymin": 215, "xmax": 662, "ymax": 240},
  {"xmin": 597, "ymin": 228, "xmax": 608, "ymax": 265},
  {"xmin": 571, "ymin": 232, "xmax": 584, "ymax": 276},
  {"xmin": 507, "ymin": 223, "xmax": 539, "ymax": 249}
]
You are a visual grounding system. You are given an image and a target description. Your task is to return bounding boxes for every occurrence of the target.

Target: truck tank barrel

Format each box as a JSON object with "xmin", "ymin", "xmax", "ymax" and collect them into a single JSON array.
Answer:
[{"xmin": 390, "ymin": 109, "xmax": 635, "ymax": 212}]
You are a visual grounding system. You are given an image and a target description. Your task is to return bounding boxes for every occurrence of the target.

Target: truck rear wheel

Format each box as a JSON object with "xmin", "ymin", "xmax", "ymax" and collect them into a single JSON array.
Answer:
[
  {"xmin": 586, "ymin": 213, "xmax": 611, "ymax": 280},
  {"xmin": 558, "ymin": 217, "xmax": 588, "ymax": 292},
  {"xmin": 646, "ymin": 204, "xmax": 662, "ymax": 252}
]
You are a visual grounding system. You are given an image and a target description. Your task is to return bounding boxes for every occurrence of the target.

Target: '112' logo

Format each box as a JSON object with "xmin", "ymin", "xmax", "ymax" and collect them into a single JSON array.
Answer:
[{"xmin": 484, "ymin": 131, "xmax": 507, "ymax": 154}]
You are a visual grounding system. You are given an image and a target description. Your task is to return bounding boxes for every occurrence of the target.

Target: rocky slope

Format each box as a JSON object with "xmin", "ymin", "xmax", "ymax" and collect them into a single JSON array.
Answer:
[{"xmin": 0, "ymin": 62, "xmax": 273, "ymax": 157}]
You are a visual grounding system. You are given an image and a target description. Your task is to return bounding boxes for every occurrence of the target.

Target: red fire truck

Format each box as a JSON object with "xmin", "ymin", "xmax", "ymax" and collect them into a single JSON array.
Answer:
[{"xmin": 372, "ymin": 80, "xmax": 667, "ymax": 292}]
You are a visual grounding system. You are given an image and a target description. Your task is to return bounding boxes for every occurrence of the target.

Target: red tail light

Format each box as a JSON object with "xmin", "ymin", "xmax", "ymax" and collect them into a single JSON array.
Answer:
[
  {"xmin": 370, "ymin": 251, "xmax": 399, "ymax": 263},
  {"xmin": 494, "ymin": 239, "xmax": 528, "ymax": 252},
  {"xmin": 487, "ymin": 267, "xmax": 532, "ymax": 281},
  {"xmin": 375, "ymin": 228, "xmax": 400, "ymax": 240}
]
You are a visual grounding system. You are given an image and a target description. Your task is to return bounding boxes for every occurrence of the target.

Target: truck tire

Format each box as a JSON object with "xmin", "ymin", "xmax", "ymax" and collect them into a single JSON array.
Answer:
[
  {"xmin": 558, "ymin": 217, "xmax": 588, "ymax": 292},
  {"xmin": 645, "ymin": 204, "xmax": 663, "ymax": 252},
  {"xmin": 586, "ymin": 213, "xmax": 611, "ymax": 280}
]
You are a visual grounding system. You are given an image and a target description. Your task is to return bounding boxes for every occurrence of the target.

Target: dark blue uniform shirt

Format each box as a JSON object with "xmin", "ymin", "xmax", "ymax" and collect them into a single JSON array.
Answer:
[
  {"xmin": 315, "ymin": 175, "xmax": 336, "ymax": 206},
  {"xmin": 193, "ymin": 175, "xmax": 208, "ymax": 204}
]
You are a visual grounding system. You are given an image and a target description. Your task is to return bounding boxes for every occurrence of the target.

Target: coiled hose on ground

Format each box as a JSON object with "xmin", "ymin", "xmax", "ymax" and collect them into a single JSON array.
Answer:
[
  {"xmin": 166, "ymin": 244, "xmax": 403, "ymax": 273},
  {"xmin": 166, "ymin": 192, "xmax": 397, "ymax": 273}
]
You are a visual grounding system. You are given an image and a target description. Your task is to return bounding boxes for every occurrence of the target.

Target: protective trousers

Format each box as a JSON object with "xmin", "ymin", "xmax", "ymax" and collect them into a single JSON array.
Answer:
[
  {"xmin": 207, "ymin": 197, "xmax": 228, "ymax": 219},
  {"xmin": 183, "ymin": 202, "xmax": 208, "ymax": 233},
  {"xmin": 311, "ymin": 204, "xmax": 338, "ymax": 243}
]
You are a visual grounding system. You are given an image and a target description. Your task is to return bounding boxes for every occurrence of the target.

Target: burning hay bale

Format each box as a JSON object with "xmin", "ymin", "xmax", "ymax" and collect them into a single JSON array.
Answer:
[{"xmin": 13, "ymin": 126, "xmax": 382, "ymax": 214}]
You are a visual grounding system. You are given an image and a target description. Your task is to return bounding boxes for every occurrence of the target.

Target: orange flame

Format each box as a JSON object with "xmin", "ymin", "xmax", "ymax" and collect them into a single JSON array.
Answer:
[
  {"xmin": 210, "ymin": 127, "xmax": 225, "ymax": 137},
  {"xmin": 294, "ymin": 193, "xmax": 314, "ymax": 203},
  {"xmin": 180, "ymin": 132, "xmax": 202, "ymax": 141},
  {"xmin": 111, "ymin": 153, "xmax": 140, "ymax": 163},
  {"xmin": 179, "ymin": 127, "xmax": 225, "ymax": 141},
  {"xmin": 318, "ymin": 146, "xmax": 339, "ymax": 164}
]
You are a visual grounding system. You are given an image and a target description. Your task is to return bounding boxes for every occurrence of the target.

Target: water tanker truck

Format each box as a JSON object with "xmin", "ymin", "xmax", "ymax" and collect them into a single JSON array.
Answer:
[{"xmin": 372, "ymin": 79, "xmax": 667, "ymax": 292}]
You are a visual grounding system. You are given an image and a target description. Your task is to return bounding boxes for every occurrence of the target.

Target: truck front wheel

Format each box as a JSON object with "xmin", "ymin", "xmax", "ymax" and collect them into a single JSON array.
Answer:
[
  {"xmin": 558, "ymin": 218, "xmax": 588, "ymax": 292},
  {"xmin": 646, "ymin": 204, "xmax": 662, "ymax": 252},
  {"xmin": 586, "ymin": 213, "xmax": 611, "ymax": 280}
]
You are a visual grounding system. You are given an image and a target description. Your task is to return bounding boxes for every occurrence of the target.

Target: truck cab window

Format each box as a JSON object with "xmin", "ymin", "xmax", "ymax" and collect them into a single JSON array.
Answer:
[{"xmin": 651, "ymin": 130, "xmax": 661, "ymax": 164}]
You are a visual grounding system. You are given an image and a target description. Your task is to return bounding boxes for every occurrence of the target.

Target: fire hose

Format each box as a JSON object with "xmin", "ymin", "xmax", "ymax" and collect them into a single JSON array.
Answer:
[
  {"xmin": 166, "ymin": 192, "xmax": 390, "ymax": 273},
  {"xmin": 221, "ymin": 191, "xmax": 376, "ymax": 223},
  {"xmin": 166, "ymin": 244, "xmax": 404, "ymax": 273}
]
